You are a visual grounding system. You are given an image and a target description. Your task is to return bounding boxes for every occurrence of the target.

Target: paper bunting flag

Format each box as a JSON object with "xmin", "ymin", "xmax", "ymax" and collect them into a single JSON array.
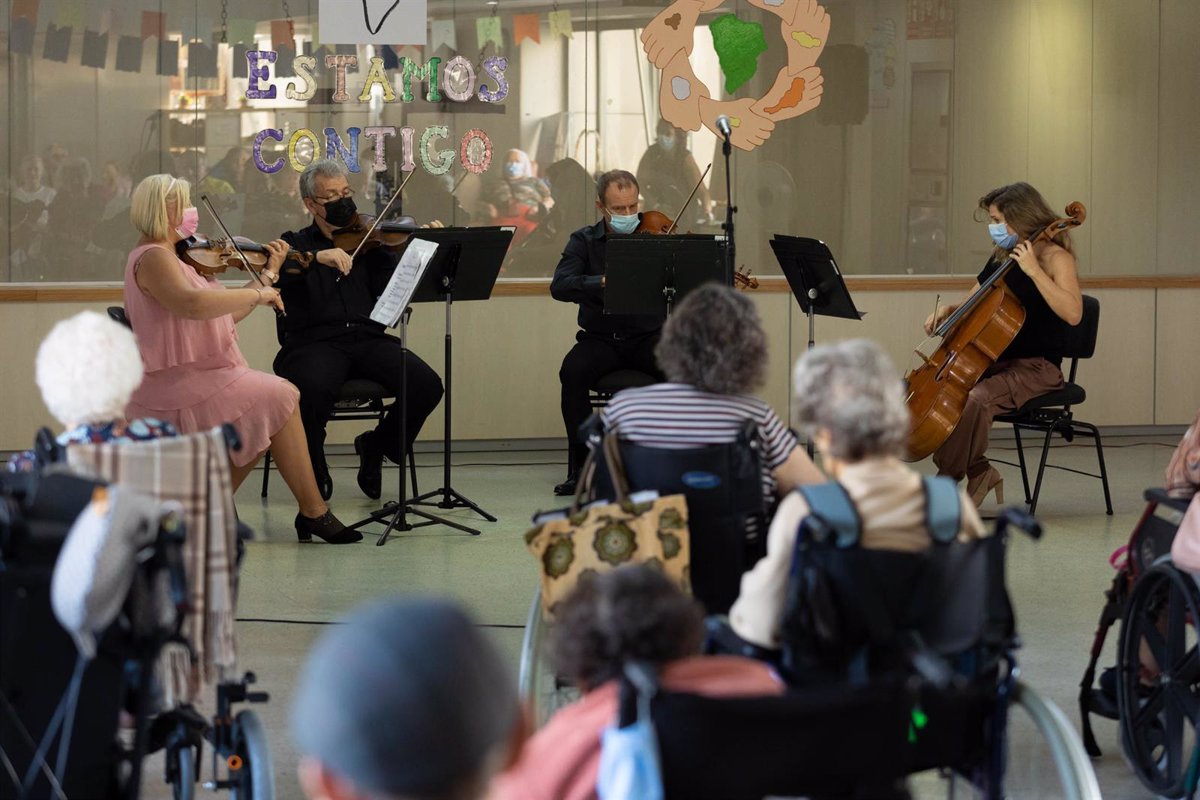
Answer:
[
  {"xmin": 141, "ymin": 10, "xmax": 166, "ymax": 40},
  {"xmin": 271, "ymin": 20, "xmax": 293, "ymax": 49},
  {"xmin": 476, "ymin": 16, "xmax": 502, "ymax": 51},
  {"xmin": 276, "ymin": 45, "xmax": 297, "ymax": 78},
  {"xmin": 395, "ymin": 44, "xmax": 423, "ymax": 61},
  {"xmin": 81, "ymin": 30, "xmax": 109, "ymax": 68},
  {"xmin": 228, "ymin": 18, "xmax": 257, "ymax": 45},
  {"xmin": 381, "ymin": 45, "xmax": 400, "ymax": 70},
  {"xmin": 12, "ymin": 0, "xmax": 39, "ymax": 24},
  {"xmin": 157, "ymin": 39, "xmax": 180, "ymax": 76},
  {"xmin": 233, "ymin": 43, "xmax": 250, "ymax": 78},
  {"xmin": 548, "ymin": 10, "xmax": 573, "ymax": 39},
  {"xmin": 189, "ymin": 41, "xmax": 218, "ymax": 78},
  {"xmin": 429, "ymin": 19, "xmax": 456, "ymax": 52},
  {"xmin": 335, "ymin": 43, "xmax": 358, "ymax": 56},
  {"xmin": 56, "ymin": 0, "xmax": 84, "ymax": 29},
  {"xmin": 43, "ymin": 24, "xmax": 73, "ymax": 62},
  {"xmin": 10, "ymin": 0, "xmax": 38, "ymax": 54},
  {"xmin": 116, "ymin": 35, "xmax": 144, "ymax": 72},
  {"xmin": 513, "ymin": 14, "xmax": 540, "ymax": 45},
  {"xmin": 181, "ymin": 16, "xmax": 213, "ymax": 42},
  {"xmin": 100, "ymin": 8, "xmax": 122, "ymax": 34}
]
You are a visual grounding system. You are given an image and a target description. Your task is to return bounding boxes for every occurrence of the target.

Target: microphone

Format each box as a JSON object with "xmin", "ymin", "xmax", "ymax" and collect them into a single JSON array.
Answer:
[{"xmin": 715, "ymin": 115, "xmax": 732, "ymax": 139}]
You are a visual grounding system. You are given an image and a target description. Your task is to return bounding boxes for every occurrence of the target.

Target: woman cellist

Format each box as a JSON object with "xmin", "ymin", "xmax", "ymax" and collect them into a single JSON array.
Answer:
[
  {"xmin": 122, "ymin": 173, "xmax": 359, "ymax": 544},
  {"xmin": 923, "ymin": 182, "xmax": 1083, "ymax": 507}
]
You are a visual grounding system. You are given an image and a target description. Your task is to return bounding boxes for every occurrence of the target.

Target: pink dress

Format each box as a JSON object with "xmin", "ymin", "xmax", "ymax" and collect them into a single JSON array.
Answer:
[{"xmin": 123, "ymin": 243, "xmax": 298, "ymax": 467}]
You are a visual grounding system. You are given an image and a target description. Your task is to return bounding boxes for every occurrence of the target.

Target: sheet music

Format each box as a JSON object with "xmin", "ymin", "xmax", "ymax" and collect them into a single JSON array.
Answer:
[{"xmin": 370, "ymin": 238, "xmax": 439, "ymax": 326}]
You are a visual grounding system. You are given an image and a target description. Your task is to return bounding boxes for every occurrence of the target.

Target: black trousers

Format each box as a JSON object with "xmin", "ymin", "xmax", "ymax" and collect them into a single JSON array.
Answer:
[
  {"xmin": 274, "ymin": 328, "xmax": 444, "ymax": 476},
  {"xmin": 559, "ymin": 330, "xmax": 662, "ymax": 476}
]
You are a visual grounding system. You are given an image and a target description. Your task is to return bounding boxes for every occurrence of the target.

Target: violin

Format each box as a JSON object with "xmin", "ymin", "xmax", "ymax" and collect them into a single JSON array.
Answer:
[
  {"xmin": 330, "ymin": 214, "xmax": 420, "ymax": 257},
  {"xmin": 177, "ymin": 236, "xmax": 313, "ymax": 278},
  {"xmin": 632, "ymin": 166, "xmax": 758, "ymax": 291}
]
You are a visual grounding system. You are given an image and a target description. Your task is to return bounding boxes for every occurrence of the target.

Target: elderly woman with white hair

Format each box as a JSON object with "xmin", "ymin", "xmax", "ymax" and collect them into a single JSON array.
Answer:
[
  {"xmin": 729, "ymin": 339, "xmax": 987, "ymax": 650},
  {"xmin": 122, "ymin": 173, "xmax": 358, "ymax": 544},
  {"xmin": 7, "ymin": 311, "xmax": 177, "ymax": 472}
]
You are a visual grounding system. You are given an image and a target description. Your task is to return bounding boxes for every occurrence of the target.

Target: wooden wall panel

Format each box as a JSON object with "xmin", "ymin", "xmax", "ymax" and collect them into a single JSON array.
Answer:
[
  {"xmin": 1155, "ymin": 289, "xmax": 1200, "ymax": 425},
  {"xmin": 1157, "ymin": 3, "xmax": 1200, "ymax": 274}
]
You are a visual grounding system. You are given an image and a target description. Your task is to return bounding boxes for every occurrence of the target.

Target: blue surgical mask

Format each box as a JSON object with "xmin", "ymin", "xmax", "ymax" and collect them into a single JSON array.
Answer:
[
  {"xmin": 658, "ymin": 135, "xmax": 675, "ymax": 151},
  {"xmin": 988, "ymin": 221, "xmax": 1017, "ymax": 249},
  {"xmin": 505, "ymin": 162, "xmax": 524, "ymax": 179},
  {"xmin": 608, "ymin": 211, "xmax": 639, "ymax": 235}
]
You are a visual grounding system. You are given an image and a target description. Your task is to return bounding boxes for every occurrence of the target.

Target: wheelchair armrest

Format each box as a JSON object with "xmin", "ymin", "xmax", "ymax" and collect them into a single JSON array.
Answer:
[
  {"xmin": 703, "ymin": 616, "xmax": 782, "ymax": 664},
  {"xmin": 1145, "ymin": 487, "xmax": 1193, "ymax": 514}
]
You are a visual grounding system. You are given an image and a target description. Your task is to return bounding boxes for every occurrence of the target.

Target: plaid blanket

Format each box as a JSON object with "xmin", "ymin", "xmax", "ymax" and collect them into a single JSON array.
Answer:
[{"xmin": 67, "ymin": 427, "xmax": 238, "ymax": 706}]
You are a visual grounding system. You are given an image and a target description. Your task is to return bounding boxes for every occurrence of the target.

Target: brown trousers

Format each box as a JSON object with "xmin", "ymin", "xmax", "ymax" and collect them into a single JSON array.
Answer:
[{"xmin": 933, "ymin": 357, "xmax": 1065, "ymax": 481}]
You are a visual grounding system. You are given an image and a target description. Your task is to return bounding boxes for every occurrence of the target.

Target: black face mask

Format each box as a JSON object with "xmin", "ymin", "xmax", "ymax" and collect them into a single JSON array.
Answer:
[{"xmin": 321, "ymin": 196, "xmax": 357, "ymax": 228}]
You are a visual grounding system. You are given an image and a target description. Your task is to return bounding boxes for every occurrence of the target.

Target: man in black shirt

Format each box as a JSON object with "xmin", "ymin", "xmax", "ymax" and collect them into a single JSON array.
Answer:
[
  {"xmin": 275, "ymin": 159, "xmax": 443, "ymax": 501},
  {"xmin": 550, "ymin": 169, "xmax": 664, "ymax": 495}
]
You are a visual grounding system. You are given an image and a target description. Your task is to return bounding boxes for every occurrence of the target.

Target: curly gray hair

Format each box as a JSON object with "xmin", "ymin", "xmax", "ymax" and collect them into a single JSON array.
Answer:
[
  {"xmin": 792, "ymin": 339, "xmax": 910, "ymax": 461},
  {"xmin": 298, "ymin": 158, "xmax": 348, "ymax": 200},
  {"xmin": 655, "ymin": 283, "xmax": 767, "ymax": 395}
]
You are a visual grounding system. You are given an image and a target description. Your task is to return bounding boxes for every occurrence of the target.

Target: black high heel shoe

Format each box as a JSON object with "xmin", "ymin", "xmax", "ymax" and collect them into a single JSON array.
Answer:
[{"xmin": 295, "ymin": 510, "xmax": 362, "ymax": 544}]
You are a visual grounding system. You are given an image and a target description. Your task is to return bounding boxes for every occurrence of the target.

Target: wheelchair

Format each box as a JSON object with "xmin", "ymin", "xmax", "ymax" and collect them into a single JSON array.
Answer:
[
  {"xmin": 1079, "ymin": 487, "xmax": 1199, "ymax": 798},
  {"xmin": 605, "ymin": 508, "xmax": 1101, "ymax": 799},
  {"xmin": 1, "ymin": 426, "xmax": 275, "ymax": 800},
  {"xmin": 519, "ymin": 418, "xmax": 768, "ymax": 725}
]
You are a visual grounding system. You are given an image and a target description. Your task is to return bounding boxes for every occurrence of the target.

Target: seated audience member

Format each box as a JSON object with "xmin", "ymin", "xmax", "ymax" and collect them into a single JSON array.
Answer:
[
  {"xmin": 599, "ymin": 283, "xmax": 824, "ymax": 501},
  {"xmin": 730, "ymin": 339, "xmax": 987, "ymax": 650},
  {"xmin": 8, "ymin": 311, "xmax": 177, "ymax": 473},
  {"xmin": 1166, "ymin": 407, "xmax": 1200, "ymax": 499},
  {"xmin": 291, "ymin": 597, "xmax": 523, "ymax": 800},
  {"xmin": 492, "ymin": 566, "xmax": 783, "ymax": 800}
]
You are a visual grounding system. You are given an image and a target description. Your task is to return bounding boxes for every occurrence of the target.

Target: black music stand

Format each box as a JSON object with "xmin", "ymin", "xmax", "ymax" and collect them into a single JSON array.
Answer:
[
  {"xmin": 407, "ymin": 226, "xmax": 512, "ymax": 531},
  {"xmin": 771, "ymin": 235, "xmax": 865, "ymax": 457},
  {"xmin": 347, "ymin": 305, "xmax": 477, "ymax": 545},
  {"xmin": 605, "ymin": 234, "xmax": 728, "ymax": 316}
]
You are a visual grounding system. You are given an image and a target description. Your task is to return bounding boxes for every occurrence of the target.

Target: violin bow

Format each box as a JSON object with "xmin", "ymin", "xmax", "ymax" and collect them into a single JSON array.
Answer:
[
  {"xmin": 348, "ymin": 169, "xmax": 417, "ymax": 262},
  {"xmin": 667, "ymin": 163, "xmax": 712, "ymax": 234},
  {"xmin": 200, "ymin": 194, "xmax": 268, "ymax": 287}
]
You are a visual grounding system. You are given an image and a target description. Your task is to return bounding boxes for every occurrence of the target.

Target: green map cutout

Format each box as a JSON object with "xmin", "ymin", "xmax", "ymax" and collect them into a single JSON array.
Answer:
[{"xmin": 709, "ymin": 14, "xmax": 768, "ymax": 94}]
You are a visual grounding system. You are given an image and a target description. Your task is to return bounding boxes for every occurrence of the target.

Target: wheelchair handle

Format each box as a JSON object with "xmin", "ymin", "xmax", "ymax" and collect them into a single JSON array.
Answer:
[{"xmin": 998, "ymin": 506, "xmax": 1042, "ymax": 540}]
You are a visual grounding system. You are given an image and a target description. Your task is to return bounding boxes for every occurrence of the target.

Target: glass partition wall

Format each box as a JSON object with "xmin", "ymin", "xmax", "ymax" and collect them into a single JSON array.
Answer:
[{"xmin": 3, "ymin": 0, "xmax": 1197, "ymax": 282}]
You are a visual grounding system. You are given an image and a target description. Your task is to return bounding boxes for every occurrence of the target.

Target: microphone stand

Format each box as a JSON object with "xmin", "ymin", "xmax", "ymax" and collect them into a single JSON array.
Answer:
[{"xmin": 720, "ymin": 130, "xmax": 736, "ymax": 281}]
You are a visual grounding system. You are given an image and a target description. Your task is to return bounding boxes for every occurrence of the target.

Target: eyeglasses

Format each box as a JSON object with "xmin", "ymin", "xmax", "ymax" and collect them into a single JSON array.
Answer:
[{"xmin": 314, "ymin": 188, "xmax": 355, "ymax": 203}]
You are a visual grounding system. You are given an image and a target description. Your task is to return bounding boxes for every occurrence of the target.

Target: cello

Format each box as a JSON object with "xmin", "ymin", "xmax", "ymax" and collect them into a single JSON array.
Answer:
[{"xmin": 903, "ymin": 201, "xmax": 1086, "ymax": 461}]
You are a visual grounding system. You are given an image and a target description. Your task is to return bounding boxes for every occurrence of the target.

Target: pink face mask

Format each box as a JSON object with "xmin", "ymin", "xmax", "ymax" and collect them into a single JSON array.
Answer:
[{"xmin": 176, "ymin": 206, "xmax": 199, "ymax": 239}]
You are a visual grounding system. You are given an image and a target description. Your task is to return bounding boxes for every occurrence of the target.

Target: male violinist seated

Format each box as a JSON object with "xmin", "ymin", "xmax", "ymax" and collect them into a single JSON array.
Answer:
[
  {"xmin": 271, "ymin": 158, "xmax": 444, "ymax": 501},
  {"xmin": 550, "ymin": 169, "xmax": 665, "ymax": 496}
]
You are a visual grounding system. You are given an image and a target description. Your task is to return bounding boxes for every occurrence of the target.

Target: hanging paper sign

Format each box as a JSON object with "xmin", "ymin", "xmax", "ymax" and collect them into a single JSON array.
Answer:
[
  {"xmin": 476, "ymin": 16, "xmax": 502, "ymax": 52},
  {"xmin": 271, "ymin": 20, "xmax": 293, "ymax": 49},
  {"xmin": 319, "ymin": 0, "xmax": 427, "ymax": 45},
  {"xmin": 429, "ymin": 19, "xmax": 456, "ymax": 52},
  {"xmin": 513, "ymin": 14, "xmax": 540, "ymax": 46},
  {"xmin": 548, "ymin": 10, "xmax": 573, "ymax": 40}
]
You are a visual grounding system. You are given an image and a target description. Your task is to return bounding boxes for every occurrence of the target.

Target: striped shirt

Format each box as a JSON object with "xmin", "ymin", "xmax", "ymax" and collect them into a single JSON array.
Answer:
[{"xmin": 599, "ymin": 383, "xmax": 798, "ymax": 499}]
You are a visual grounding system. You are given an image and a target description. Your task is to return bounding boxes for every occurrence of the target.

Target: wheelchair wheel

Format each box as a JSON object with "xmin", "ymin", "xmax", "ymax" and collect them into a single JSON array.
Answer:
[
  {"xmin": 1117, "ymin": 562, "xmax": 1200, "ymax": 798},
  {"xmin": 517, "ymin": 586, "xmax": 580, "ymax": 726},
  {"xmin": 168, "ymin": 744, "xmax": 195, "ymax": 800},
  {"xmin": 229, "ymin": 710, "xmax": 275, "ymax": 800}
]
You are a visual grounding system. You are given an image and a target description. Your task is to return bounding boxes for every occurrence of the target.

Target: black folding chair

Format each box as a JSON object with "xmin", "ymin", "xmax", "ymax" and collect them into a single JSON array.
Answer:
[{"xmin": 993, "ymin": 295, "xmax": 1112, "ymax": 515}]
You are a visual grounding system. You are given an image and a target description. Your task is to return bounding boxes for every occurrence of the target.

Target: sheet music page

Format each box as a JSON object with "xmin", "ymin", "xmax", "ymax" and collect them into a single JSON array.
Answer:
[{"xmin": 370, "ymin": 238, "xmax": 439, "ymax": 326}]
